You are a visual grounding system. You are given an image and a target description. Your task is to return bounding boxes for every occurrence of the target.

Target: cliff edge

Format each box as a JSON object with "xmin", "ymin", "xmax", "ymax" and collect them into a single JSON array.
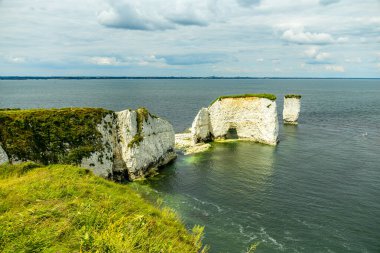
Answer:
[{"xmin": 0, "ymin": 108, "xmax": 176, "ymax": 180}]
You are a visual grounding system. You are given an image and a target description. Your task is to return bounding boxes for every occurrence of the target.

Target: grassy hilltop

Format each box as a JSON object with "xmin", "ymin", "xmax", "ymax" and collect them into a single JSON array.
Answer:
[{"xmin": 0, "ymin": 163, "xmax": 207, "ymax": 252}]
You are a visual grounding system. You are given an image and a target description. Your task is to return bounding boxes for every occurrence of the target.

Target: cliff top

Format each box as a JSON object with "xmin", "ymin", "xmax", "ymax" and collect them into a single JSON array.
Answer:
[
  {"xmin": 285, "ymin": 94, "xmax": 302, "ymax": 99},
  {"xmin": 0, "ymin": 162, "xmax": 207, "ymax": 252},
  {"xmin": 0, "ymin": 108, "xmax": 112, "ymax": 165},
  {"xmin": 210, "ymin": 93, "xmax": 277, "ymax": 105}
]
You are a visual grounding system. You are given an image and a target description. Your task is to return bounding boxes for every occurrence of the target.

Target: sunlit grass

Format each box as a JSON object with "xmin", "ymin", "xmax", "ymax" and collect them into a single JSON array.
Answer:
[{"xmin": 0, "ymin": 163, "xmax": 208, "ymax": 252}]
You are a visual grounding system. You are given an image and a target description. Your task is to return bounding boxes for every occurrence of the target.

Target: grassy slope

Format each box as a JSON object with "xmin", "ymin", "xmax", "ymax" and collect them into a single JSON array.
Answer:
[
  {"xmin": 210, "ymin": 94, "xmax": 277, "ymax": 105},
  {"xmin": 0, "ymin": 163, "xmax": 207, "ymax": 253}
]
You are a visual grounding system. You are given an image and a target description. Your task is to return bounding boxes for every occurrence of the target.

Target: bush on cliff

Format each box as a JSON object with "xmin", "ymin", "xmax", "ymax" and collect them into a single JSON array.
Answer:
[{"xmin": 0, "ymin": 163, "xmax": 207, "ymax": 252}]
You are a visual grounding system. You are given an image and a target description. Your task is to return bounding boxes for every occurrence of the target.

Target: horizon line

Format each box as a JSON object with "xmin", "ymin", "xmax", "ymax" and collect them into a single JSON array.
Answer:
[{"xmin": 0, "ymin": 76, "xmax": 379, "ymax": 80}]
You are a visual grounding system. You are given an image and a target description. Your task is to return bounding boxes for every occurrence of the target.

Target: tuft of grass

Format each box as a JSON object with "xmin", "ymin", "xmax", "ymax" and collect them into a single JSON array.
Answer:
[
  {"xmin": 284, "ymin": 94, "xmax": 301, "ymax": 99},
  {"xmin": 210, "ymin": 94, "xmax": 277, "ymax": 105},
  {"xmin": 0, "ymin": 163, "xmax": 208, "ymax": 252},
  {"xmin": 0, "ymin": 108, "xmax": 112, "ymax": 165},
  {"xmin": 128, "ymin": 107, "xmax": 153, "ymax": 148}
]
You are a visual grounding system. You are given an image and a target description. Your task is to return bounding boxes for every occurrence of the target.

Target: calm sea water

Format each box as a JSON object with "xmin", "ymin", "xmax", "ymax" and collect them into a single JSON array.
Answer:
[{"xmin": 1, "ymin": 79, "xmax": 380, "ymax": 252}]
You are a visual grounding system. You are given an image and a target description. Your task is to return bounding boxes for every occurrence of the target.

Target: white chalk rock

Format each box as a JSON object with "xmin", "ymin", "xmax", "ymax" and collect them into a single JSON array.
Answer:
[
  {"xmin": 80, "ymin": 108, "xmax": 176, "ymax": 180},
  {"xmin": 191, "ymin": 107, "xmax": 211, "ymax": 144},
  {"xmin": 0, "ymin": 144, "xmax": 9, "ymax": 165},
  {"xmin": 283, "ymin": 97, "xmax": 301, "ymax": 124},
  {"xmin": 207, "ymin": 97, "xmax": 279, "ymax": 145},
  {"xmin": 115, "ymin": 109, "xmax": 176, "ymax": 180}
]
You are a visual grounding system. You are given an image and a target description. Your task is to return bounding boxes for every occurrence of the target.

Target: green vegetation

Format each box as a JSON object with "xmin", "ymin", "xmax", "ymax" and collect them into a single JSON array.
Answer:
[
  {"xmin": 284, "ymin": 94, "xmax": 302, "ymax": 99},
  {"xmin": 210, "ymin": 94, "xmax": 277, "ymax": 105},
  {"xmin": 0, "ymin": 163, "xmax": 207, "ymax": 252},
  {"xmin": 128, "ymin": 107, "xmax": 151, "ymax": 148},
  {"xmin": 0, "ymin": 108, "xmax": 112, "ymax": 165}
]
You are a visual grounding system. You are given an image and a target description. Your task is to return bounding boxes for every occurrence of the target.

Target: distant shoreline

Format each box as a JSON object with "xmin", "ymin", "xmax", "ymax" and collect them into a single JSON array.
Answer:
[{"xmin": 0, "ymin": 76, "xmax": 379, "ymax": 80}]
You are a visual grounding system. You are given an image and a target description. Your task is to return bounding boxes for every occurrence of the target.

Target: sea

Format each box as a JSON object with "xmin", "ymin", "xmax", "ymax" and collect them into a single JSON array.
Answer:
[{"xmin": 1, "ymin": 78, "xmax": 379, "ymax": 253}]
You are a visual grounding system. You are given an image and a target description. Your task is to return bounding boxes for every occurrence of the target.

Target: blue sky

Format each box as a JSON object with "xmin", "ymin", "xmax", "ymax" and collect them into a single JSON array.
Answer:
[{"xmin": 0, "ymin": 0, "xmax": 379, "ymax": 77}]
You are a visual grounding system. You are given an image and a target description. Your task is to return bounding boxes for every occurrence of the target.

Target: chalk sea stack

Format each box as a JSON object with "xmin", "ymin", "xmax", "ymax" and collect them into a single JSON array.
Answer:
[
  {"xmin": 176, "ymin": 94, "xmax": 279, "ymax": 154},
  {"xmin": 283, "ymin": 94, "xmax": 301, "ymax": 124}
]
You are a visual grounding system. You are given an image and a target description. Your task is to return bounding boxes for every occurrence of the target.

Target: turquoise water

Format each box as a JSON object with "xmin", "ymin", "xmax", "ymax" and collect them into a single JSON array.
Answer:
[{"xmin": 1, "ymin": 79, "xmax": 380, "ymax": 252}]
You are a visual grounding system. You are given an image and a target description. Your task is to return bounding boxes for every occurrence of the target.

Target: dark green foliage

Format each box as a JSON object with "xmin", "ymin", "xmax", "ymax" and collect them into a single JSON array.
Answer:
[
  {"xmin": 0, "ymin": 108, "xmax": 112, "ymax": 165},
  {"xmin": 285, "ymin": 94, "xmax": 302, "ymax": 99},
  {"xmin": 210, "ymin": 93, "xmax": 277, "ymax": 105}
]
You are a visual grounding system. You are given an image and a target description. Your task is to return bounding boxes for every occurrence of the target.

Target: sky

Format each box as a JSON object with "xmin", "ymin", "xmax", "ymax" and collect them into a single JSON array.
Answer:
[{"xmin": 0, "ymin": 0, "xmax": 379, "ymax": 77}]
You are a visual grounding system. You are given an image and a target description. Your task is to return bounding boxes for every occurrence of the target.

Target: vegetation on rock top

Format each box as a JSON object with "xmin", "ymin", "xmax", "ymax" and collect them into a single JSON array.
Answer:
[
  {"xmin": 0, "ymin": 163, "xmax": 207, "ymax": 252},
  {"xmin": 0, "ymin": 108, "xmax": 112, "ymax": 165},
  {"xmin": 284, "ymin": 94, "xmax": 302, "ymax": 99},
  {"xmin": 210, "ymin": 94, "xmax": 277, "ymax": 105}
]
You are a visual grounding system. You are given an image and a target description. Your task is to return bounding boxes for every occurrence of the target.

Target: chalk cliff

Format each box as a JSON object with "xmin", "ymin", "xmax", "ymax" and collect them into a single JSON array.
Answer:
[
  {"xmin": 115, "ymin": 108, "xmax": 176, "ymax": 180},
  {"xmin": 283, "ymin": 95, "xmax": 301, "ymax": 124},
  {"xmin": 0, "ymin": 144, "xmax": 9, "ymax": 165},
  {"xmin": 0, "ymin": 108, "xmax": 176, "ymax": 180},
  {"xmin": 185, "ymin": 94, "xmax": 279, "ymax": 150}
]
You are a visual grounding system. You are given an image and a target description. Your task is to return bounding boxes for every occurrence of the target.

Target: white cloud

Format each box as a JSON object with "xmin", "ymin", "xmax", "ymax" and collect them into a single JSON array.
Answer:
[
  {"xmin": 325, "ymin": 65, "xmax": 345, "ymax": 72},
  {"xmin": 304, "ymin": 47, "xmax": 330, "ymax": 62},
  {"xmin": 89, "ymin": 57, "xmax": 120, "ymax": 65},
  {"xmin": 281, "ymin": 27, "xmax": 334, "ymax": 45}
]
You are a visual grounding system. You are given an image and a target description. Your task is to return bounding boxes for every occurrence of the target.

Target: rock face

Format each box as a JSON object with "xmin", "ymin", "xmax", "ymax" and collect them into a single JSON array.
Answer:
[
  {"xmin": 0, "ymin": 144, "xmax": 9, "ymax": 165},
  {"xmin": 191, "ymin": 108, "xmax": 211, "ymax": 144},
  {"xmin": 0, "ymin": 108, "xmax": 176, "ymax": 180},
  {"xmin": 82, "ymin": 108, "xmax": 176, "ymax": 180},
  {"xmin": 115, "ymin": 109, "xmax": 176, "ymax": 180},
  {"xmin": 283, "ymin": 95, "xmax": 301, "ymax": 124},
  {"xmin": 191, "ymin": 96, "xmax": 279, "ymax": 146}
]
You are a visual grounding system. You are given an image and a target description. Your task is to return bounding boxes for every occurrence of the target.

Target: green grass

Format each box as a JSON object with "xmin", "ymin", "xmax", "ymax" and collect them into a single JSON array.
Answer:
[
  {"xmin": 128, "ymin": 107, "xmax": 153, "ymax": 148},
  {"xmin": 0, "ymin": 163, "xmax": 208, "ymax": 253},
  {"xmin": 210, "ymin": 94, "xmax": 277, "ymax": 105},
  {"xmin": 284, "ymin": 94, "xmax": 302, "ymax": 99},
  {"xmin": 0, "ymin": 108, "xmax": 112, "ymax": 165}
]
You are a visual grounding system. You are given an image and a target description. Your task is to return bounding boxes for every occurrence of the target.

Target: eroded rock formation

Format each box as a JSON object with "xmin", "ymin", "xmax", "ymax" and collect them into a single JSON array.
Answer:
[
  {"xmin": 283, "ymin": 95, "xmax": 301, "ymax": 124},
  {"xmin": 189, "ymin": 94, "xmax": 279, "ymax": 147}
]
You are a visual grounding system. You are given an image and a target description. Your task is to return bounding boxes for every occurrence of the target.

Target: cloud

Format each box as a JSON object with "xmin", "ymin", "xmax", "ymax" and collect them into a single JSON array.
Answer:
[
  {"xmin": 158, "ymin": 53, "xmax": 224, "ymax": 65},
  {"xmin": 89, "ymin": 57, "xmax": 121, "ymax": 66},
  {"xmin": 5, "ymin": 56, "xmax": 26, "ymax": 63},
  {"xmin": 280, "ymin": 27, "xmax": 335, "ymax": 45},
  {"xmin": 304, "ymin": 47, "xmax": 331, "ymax": 64},
  {"xmin": 325, "ymin": 65, "xmax": 345, "ymax": 72},
  {"xmin": 98, "ymin": 0, "xmax": 222, "ymax": 30},
  {"xmin": 97, "ymin": 1, "xmax": 174, "ymax": 30},
  {"xmin": 319, "ymin": 0, "xmax": 340, "ymax": 6},
  {"xmin": 89, "ymin": 55, "xmax": 167, "ymax": 67}
]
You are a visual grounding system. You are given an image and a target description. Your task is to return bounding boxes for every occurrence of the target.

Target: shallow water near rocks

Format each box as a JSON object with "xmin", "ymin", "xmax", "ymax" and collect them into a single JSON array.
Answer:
[{"xmin": 1, "ymin": 78, "xmax": 379, "ymax": 252}]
